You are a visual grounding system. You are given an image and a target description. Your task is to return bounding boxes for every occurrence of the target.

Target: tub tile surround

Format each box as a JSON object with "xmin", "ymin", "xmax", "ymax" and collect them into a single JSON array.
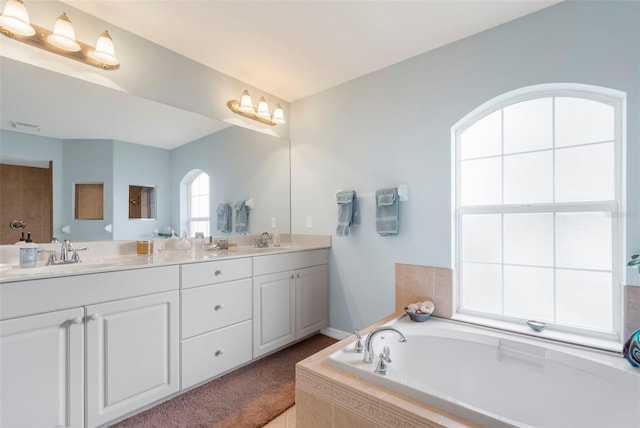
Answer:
[
  {"xmin": 625, "ymin": 285, "xmax": 640, "ymax": 341},
  {"xmin": 395, "ymin": 264, "xmax": 453, "ymax": 319},
  {"xmin": 295, "ymin": 313, "xmax": 478, "ymax": 428}
]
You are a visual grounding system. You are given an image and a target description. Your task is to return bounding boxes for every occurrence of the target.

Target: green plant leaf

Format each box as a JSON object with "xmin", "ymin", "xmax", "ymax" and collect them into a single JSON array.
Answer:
[
  {"xmin": 632, "ymin": 254, "xmax": 640, "ymax": 260},
  {"xmin": 628, "ymin": 259, "xmax": 640, "ymax": 266}
]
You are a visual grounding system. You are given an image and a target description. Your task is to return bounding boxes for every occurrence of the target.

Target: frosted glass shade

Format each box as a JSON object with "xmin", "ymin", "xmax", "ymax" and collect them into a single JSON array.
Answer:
[
  {"xmin": 272, "ymin": 104, "xmax": 285, "ymax": 124},
  {"xmin": 0, "ymin": 0, "xmax": 35, "ymax": 36},
  {"xmin": 47, "ymin": 12, "xmax": 81, "ymax": 52},
  {"xmin": 256, "ymin": 97, "xmax": 270, "ymax": 119},
  {"xmin": 239, "ymin": 90, "xmax": 255, "ymax": 114},
  {"xmin": 90, "ymin": 30, "xmax": 119, "ymax": 65}
]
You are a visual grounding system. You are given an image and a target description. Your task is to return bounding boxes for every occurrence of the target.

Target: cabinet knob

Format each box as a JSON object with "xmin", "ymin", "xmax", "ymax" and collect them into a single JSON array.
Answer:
[
  {"xmin": 214, "ymin": 304, "xmax": 224, "ymax": 311},
  {"xmin": 214, "ymin": 349, "xmax": 224, "ymax": 357},
  {"xmin": 296, "ymin": 273, "xmax": 301, "ymax": 278},
  {"xmin": 88, "ymin": 314, "xmax": 99, "ymax": 321},
  {"xmin": 70, "ymin": 317, "xmax": 82, "ymax": 324},
  {"xmin": 214, "ymin": 270, "xmax": 222, "ymax": 276},
  {"xmin": 290, "ymin": 274, "xmax": 295, "ymax": 279}
]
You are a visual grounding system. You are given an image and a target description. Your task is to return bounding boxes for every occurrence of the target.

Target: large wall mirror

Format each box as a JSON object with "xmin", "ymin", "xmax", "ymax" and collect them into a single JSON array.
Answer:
[{"xmin": 0, "ymin": 58, "xmax": 291, "ymax": 244}]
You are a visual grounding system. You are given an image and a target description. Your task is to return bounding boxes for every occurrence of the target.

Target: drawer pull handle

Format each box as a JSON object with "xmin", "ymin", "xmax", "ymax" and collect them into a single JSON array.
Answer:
[
  {"xmin": 70, "ymin": 317, "xmax": 83, "ymax": 324},
  {"xmin": 88, "ymin": 314, "xmax": 99, "ymax": 321},
  {"xmin": 214, "ymin": 270, "xmax": 222, "ymax": 276},
  {"xmin": 215, "ymin": 349, "xmax": 224, "ymax": 357},
  {"xmin": 214, "ymin": 304, "xmax": 224, "ymax": 311}
]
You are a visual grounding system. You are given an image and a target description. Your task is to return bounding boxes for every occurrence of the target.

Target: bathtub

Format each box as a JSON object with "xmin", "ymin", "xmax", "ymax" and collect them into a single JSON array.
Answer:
[{"xmin": 327, "ymin": 316, "xmax": 640, "ymax": 428}]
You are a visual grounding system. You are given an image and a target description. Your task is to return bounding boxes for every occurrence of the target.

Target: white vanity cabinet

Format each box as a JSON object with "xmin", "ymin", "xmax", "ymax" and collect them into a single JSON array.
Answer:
[
  {"xmin": 85, "ymin": 291, "xmax": 179, "ymax": 427},
  {"xmin": 0, "ymin": 308, "xmax": 85, "ymax": 428},
  {"xmin": 252, "ymin": 250, "xmax": 329, "ymax": 357},
  {"xmin": 0, "ymin": 265, "xmax": 180, "ymax": 428},
  {"xmin": 180, "ymin": 258, "xmax": 253, "ymax": 389}
]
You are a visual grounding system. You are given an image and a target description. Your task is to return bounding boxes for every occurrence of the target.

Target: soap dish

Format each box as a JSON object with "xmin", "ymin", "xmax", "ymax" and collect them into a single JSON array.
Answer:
[{"xmin": 404, "ymin": 309, "xmax": 432, "ymax": 322}]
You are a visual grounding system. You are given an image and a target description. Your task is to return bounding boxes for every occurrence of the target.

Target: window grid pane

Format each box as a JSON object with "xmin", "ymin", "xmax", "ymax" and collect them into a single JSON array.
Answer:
[
  {"xmin": 188, "ymin": 172, "xmax": 211, "ymax": 237},
  {"xmin": 457, "ymin": 92, "xmax": 618, "ymax": 336}
]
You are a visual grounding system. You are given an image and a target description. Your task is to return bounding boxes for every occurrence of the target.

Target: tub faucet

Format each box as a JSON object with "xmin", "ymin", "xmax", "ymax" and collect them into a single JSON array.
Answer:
[{"xmin": 363, "ymin": 326, "xmax": 407, "ymax": 364}]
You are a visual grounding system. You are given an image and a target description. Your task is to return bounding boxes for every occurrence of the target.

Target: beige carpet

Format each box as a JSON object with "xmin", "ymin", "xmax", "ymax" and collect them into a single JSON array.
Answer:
[{"xmin": 111, "ymin": 334, "xmax": 337, "ymax": 428}]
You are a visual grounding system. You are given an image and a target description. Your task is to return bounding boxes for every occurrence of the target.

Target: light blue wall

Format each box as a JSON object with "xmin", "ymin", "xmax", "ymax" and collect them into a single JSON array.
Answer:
[
  {"xmin": 0, "ymin": 130, "xmax": 64, "ymax": 239},
  {"xmin": 113, "ymin": 141, "xmax": 171, "ymax": 240},
  {"xmin": 62, "ymin": 140, "xmax": 114, "ymax": 242},
  {"xmin": 170, "ymin": 126, "xmax": 290, "ymax": 236},
  {"xmin": 290, "ymin": 1, "xmax": 640, "ymax": 333}
]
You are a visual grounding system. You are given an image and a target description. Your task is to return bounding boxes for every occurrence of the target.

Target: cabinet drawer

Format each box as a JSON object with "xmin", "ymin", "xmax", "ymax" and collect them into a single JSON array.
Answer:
[
  {"xmin": 181, "ymin": 320, "xmax": 252, "ymax": 390},
  {"xmin": 180, "ymin": 258, "xmax": 252, "ymax": 289},
  {"xmin": 253, "ymin": 249, "xmax": 328, "ymax": 276},
  {"xmin": 181, "ymin": 279, "xmax": 252, "ymax": 339}
]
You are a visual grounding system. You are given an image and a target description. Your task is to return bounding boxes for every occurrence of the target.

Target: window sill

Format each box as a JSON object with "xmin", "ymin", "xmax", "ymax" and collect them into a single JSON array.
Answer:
[{"xmin": 450, "ymin": 313, "xmax": 623, "ymax": 354}]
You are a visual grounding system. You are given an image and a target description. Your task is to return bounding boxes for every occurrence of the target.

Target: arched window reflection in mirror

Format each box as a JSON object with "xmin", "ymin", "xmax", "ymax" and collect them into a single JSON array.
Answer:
[
  {"xmin": 129, "ymin": 185, "xmax": 156, "ymax": 219},
  {"xmin": 75, "ymin": 183, "xmax": 104, "ymax": 220},
  {"xmin": 184, "ymin": 170, "xmax": 210, "ymax": 237}
]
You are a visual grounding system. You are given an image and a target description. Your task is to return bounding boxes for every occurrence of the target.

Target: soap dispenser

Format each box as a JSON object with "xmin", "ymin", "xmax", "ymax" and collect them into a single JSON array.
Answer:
[{"xmin": 19, "ymin": 233, "xmax": 38, "ymax": 268}]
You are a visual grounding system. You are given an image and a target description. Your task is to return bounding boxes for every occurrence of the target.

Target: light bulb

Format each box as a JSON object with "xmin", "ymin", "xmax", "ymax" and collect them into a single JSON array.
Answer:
[
  {"xmin": 47, "ymin": 12, "xmax": 80, "ymax": 52},
  {"xmin": 0, "ymin": 0, "xmax": 35, "ymax": 36},
  {"xmin": 272, "ymin": 104, "xmax": 286, "ymax": 124},
  {"xmin": 256, "ymin": 97, "xmax": 271, "ymax": 119},
  {"xmin": 239, "ymin": 90, "xmax": 255, "ymax": 114},
  {"xmin": 90, "ymin": 30, "xmax": 119, "ymax": 66}
]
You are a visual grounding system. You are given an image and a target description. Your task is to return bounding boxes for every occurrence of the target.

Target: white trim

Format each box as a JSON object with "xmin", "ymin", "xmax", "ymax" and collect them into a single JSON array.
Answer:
[{"xmin": 321, "ymin": 327, "xmax": 350, "ymax": 340}]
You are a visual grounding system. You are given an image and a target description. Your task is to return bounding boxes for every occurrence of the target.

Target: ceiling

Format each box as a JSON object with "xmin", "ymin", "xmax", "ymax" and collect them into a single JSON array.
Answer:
[
  {"xmin": 1, "ymin": 1, "xmax": 560, "ymax": 149},
  {"xmin": 62, "ymin": 0, "xmax": 560, "ymax": 102}
]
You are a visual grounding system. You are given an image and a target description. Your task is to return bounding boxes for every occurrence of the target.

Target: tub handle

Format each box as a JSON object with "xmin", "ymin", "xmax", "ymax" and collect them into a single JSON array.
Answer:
[
  {"xmin": 353, "ymin": 329, "xmax": 364, "ymax": 353},
  {"xmin": 375, "ymin": 352, "xmax": 389, "ymax": 375},
  {"xmin": 526, "ymin": 320, "xmax": 546, "ymax": 332},
  {"xmin": 382, "ymin": 345, "xmax": 392, "ymax": 363}
]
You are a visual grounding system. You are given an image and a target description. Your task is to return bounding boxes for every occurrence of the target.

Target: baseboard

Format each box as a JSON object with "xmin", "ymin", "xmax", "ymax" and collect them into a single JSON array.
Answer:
[{"xmin": 321, "ymin": 327, "xmax": 351, "ymax": 340}]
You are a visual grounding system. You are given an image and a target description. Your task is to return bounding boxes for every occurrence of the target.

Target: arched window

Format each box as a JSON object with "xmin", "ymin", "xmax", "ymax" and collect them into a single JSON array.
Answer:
[
  {"xmin": 452, "ymin": 84, "xmax": 625, "ymax": 342},
  {"xmin": 184, "ymin": 170, "xmax": 210, "ymax": 237}
]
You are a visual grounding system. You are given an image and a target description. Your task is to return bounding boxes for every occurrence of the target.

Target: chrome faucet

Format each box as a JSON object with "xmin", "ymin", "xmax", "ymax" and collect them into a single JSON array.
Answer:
[
  {"xmin": 363, "ymin": 326, "xmax": 407, "ymax": 364},
  {"xmin": 59, "ymin": 240, "xmax": 88, "ymax": 263},
  {"xmin": 254, "ymin": 232, "xmax": 272, "ymax": 248}
]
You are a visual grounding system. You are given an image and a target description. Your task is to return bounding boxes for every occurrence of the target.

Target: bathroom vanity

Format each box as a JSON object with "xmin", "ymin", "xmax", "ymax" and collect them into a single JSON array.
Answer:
[{"xmin": 0, "ymin": 240, "xmax": 329, "ymax": 428}]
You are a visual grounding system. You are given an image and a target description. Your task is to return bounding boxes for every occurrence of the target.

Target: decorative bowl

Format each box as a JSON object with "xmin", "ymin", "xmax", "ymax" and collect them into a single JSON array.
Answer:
[{"xmin": 404, "ymin": 309, "xmax": 432, "ymax": 322}]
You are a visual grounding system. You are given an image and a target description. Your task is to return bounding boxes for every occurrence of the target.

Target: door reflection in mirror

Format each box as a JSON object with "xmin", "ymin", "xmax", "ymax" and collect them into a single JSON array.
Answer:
[{"xmin": 129, "ymin": 185, "xmax": 156, "ymax": 219}]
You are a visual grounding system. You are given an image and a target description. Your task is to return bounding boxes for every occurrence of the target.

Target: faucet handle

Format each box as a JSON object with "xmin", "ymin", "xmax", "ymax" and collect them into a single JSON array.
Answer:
[
  {"xmin": 353, "ymin": 330, "xmax": 364, "ymax": 353},
  {"xmin": 40, "ymin": 249, "xmax": 57, "ymax": 265},
  {"xmin": 382, "ymin": 345, "xmax": 392, "ymax": 363},
  {"xmin": 375, "ymin": 353, "xmax": 388, "ymax": 375},
  {"xmin": 71, "ymin": 247, "xmax": 88, "ymax": 262}
]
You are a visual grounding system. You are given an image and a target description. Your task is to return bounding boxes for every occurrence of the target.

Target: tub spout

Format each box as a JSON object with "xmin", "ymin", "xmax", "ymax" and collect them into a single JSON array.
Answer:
[{"xmin": 363, "ymin": 326, "xmax": 407, "ymax": 364}]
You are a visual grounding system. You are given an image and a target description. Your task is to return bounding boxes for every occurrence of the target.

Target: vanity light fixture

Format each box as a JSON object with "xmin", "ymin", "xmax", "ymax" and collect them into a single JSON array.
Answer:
[
  {"xmin": 227, "ymin": 90, "xmax": 286, "ymax": 126},
  {"xmin": 0, "ymin": 0, "xmax": 120, "ymax": 70}
]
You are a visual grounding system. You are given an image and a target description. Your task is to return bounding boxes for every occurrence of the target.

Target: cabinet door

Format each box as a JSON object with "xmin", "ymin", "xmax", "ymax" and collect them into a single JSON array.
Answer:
[
  {"xmin": 296, "ymin": 265, "xmax": 329, "ymax": 338},
  {"xmin": 85, "ymin": 291, "xmax": 179, "ymax": 427},
  {"xmin": 252, "ymin": 271, "xmax": 295, "ymax": 357},
  {"xmin": 1, "ymin": 308, "xmax": 84, "ymax": 428}
]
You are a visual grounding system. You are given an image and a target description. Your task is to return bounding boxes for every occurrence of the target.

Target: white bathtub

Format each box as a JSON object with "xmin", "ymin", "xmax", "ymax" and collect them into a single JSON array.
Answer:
[{"xmin": 327, "ymin": 316, "xmax": 640, "ymax": 428}]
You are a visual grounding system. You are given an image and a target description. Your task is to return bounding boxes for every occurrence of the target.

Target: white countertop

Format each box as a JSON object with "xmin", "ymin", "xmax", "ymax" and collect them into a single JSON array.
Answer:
[{"xmin": 0, "ymin": 241, "xmax": 330, "ymax": 283}]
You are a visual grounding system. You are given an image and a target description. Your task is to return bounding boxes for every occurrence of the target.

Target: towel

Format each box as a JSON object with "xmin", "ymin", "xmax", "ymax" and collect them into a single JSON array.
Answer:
[
  {"xmin": 376, "ymin": 188, "xmax": 399, "ymax": 236},
  {"xmin": 336, "ymin": 190, "xmax": 359, "ymax": 237},
  {"xmin": 216, "ymin": 203, "xmax": 232, "ymax": 233},
  {"xmin": 234, "ymin": 201, "xmax": 250, "ymax": 233}
]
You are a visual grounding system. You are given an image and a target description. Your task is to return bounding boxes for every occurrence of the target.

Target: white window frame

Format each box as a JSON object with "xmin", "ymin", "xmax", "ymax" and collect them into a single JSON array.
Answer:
[
  {"xmin": 186, "ymin": 171, "xmax": 210, "ymax": 237},
  {"xmin": 452, "ymin": 83, "xmax": 626, "ymax": 347}
]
